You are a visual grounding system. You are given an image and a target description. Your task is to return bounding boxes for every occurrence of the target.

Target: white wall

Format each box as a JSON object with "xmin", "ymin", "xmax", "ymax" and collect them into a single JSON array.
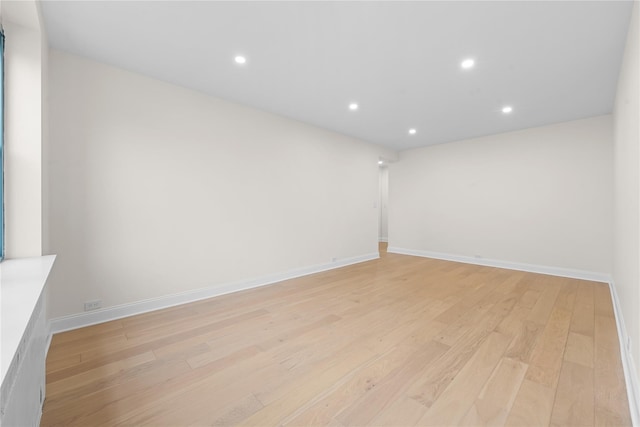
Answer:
[
  {"xmin": 613, "ymin": 0, "xmax": 640, "ymax": 396},
  {"xmin": 40, "ymin": 2, "xmax": 51, "ymax": 257},
  {"xmin": 1, "ymin": 0, "xmax": 47, "ymax": 258},
  {"xmin": 389, "ymin": 115, "xmax": 613, "ymax": 275},
  {"xmin": 47, "ymin": 50, "xmax": 393, "ymax": 319}
]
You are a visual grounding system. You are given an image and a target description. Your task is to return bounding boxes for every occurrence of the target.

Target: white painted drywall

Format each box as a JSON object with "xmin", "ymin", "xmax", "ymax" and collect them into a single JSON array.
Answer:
[
  {"xmin": 389, "ymin": 115, "xmax": 613, "ymax": 275},
  {"xmin": 40, "ymin": 1, "xmax": 51, "ymax": 257},
  {"xmin": 2, "ymin": 18, "xmax": 45, "ymax": 258},
  {"xmin": 47, "ymin": 50, "xmax": 394, "ymax": 318},
  {"xmin": 613, "ymin": 0, "xmax": 640, "ymax": 384}
]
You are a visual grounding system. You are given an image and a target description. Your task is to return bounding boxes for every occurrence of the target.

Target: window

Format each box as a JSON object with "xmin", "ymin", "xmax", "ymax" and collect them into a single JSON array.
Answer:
[{"xmin": 1, "ymin": 32, "xmax": 4, "ymax": 260}]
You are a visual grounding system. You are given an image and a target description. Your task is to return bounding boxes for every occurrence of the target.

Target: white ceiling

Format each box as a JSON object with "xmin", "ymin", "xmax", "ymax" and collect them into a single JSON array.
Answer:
[{"xmin": 40, "ymin": 1, "xmax": 633, "ymax": 151}]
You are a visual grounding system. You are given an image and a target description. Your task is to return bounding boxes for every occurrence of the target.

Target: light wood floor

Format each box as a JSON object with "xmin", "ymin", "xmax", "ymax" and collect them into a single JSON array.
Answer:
[{"xmin": 41, "ymin": 244, "xmax": 631, "ymax": 426}]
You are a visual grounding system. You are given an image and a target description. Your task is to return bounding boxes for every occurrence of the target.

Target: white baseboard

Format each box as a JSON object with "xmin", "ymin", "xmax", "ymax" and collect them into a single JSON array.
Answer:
[
  {"xmin": 387, "ymin": 246, "xmax": 610, "ymax": 283},
  {"xmin": 608, "ymin": 280, "xmax": 640, "ymax": 426},
  {"xmin": 49, "ymin": 252, "xmax": 379, "ymax": 334}
]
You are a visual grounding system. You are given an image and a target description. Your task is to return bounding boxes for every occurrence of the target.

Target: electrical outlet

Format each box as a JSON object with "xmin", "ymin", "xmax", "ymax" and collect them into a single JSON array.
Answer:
[
  {"xmin": 84, "ymin": 300, "xmax": 102, "ymax": 311},
  {"xmin": 331, "ymin": 257, "xmax": 337, "ymax": 262}
]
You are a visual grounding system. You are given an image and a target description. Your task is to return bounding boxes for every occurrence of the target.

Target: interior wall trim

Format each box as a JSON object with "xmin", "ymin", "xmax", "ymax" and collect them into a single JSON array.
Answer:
[
  {"xmin": 608, "ymin": 279, "xmax": 640, "ymax": 426},
  {"xmin": 387, "ymin": 246, "xmax": 611, "ymax": 282}
]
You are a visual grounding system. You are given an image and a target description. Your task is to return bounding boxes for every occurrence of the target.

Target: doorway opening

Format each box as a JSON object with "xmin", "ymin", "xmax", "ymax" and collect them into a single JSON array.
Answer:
[{"xmin": 379, "ymin": 162, "xmax": 389, "ymax": 255}]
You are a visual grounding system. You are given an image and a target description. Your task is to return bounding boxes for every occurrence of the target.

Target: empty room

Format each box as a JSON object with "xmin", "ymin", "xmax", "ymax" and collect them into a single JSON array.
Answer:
[{"xmin": 1, "ymin": 0, "xmax": 639, "ymax": 426}]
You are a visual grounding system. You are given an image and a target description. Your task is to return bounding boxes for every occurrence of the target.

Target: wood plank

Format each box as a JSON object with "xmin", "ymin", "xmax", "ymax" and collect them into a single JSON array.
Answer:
[
  {"xmin": 525, "ymin": 306, "xmax": 572, "ymax": 388},
  {"xmin": 203, "ymin": 393, "xmax": 264, "ymax": 427},
  {"xmin": 554, "ymin": 281, "xmax": 577, "ymax": 312},
  {"xmin": 46, "ymin": 308, "xmax": 270, "ymax": 384},
  {"xmin": 40, "ymin": 247, "xmax": 631, "ymax": 427},
  {"xmin": 407, "ymin": 308, "xmax": 515, "ymax": 409},
  {"xmin": 42, "ymin": 358, "xmax": 192, "ymax": 420},
  {"xmin": 518, "ymin": 288, "xmax": 542, "ymax": 310},
  {"xmin": 459, "ymin": 357, "xmax": 528, "ymax": 426},
  {"xmin": 46, "ymin": 351, "xmax": 156, "ymax": 396},
  {"xmin": 435, "ymin": 285, "xmax": 520, "ymax": 347},
  {"xmin": 594, "ymin": 283, "xmax": 615, "ymax": 317},
  {"xmin": 502, "ymin": 319, "xmax": 542, "ymax": 364},
  {"xmin": 105, "ymin": 348, "xmax": 285, "ymax": 425},
  {"xmin": 564, "ymin": 331, "xmax": 594, "ymax": 368},
  {"xmin": 550, "ymin": 360, "xmax": 594, "ymax": 427},
  {"xmin": 505, "ymin": 379, "xmax": 555, "ymax": 426},
  {"xmin": 334, "ymin": 340, "xmax": 450, "ymax": 426},
  {"xmin": 238, "ymin": 346, "xmax": 378, "ymax": 426},
  {"xmin": 416, "ymin": 332, "xmax": 511, "ymax": 426},
  {"xmin": 369, "ymin": 396, "xmax": 428, "ymax": 426},
  {"xmin": 282, "ymin": 334, "xmax": 445, "ymax": 426},
  {"xmin": 571, "ymin": 283, "xmax": 595, "ymax": 336},
  {"xmin": 594, "ymin": 314, "xmax": 632, "ymax": 426},
  {"xmin": 49, "ymin": 319, "xmax": 124, "ymax": 347},
  {"xmin": 527, "ymin": 279, "xmax": 561, "ymax": 325},
  {"xmin": 46, "ymin": 353, "xmax": 82, "ymax": 374}
]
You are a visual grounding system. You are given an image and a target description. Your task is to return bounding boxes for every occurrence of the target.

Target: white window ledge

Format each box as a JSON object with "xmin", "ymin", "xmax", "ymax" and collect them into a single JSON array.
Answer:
[{"xmin": 0, "ymin": 255, "xmax": 56, "ymax": 387}]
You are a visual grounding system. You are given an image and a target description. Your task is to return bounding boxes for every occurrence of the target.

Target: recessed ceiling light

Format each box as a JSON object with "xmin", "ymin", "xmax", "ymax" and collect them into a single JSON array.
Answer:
[
  {"xmin": 408, "ymin": 128, "xmax": 417, "ymax": 135},
  {"xmin": 502, "ymin": 106, "xmax": 513, "ymax": 114},
  {"xmin": 378, "ymin": 160, "xmax": 384, "ymax": 165},
  {"xmin": 234, "ymin": 55, "xmax": 247, "ymax": 65},
  {"xmin": 461, "ymin": 58, "xmax": 475, "ymax": 69},
  {"xmin": 349, "ymin": 103, "xmax": 359, "ymax": 111}
]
